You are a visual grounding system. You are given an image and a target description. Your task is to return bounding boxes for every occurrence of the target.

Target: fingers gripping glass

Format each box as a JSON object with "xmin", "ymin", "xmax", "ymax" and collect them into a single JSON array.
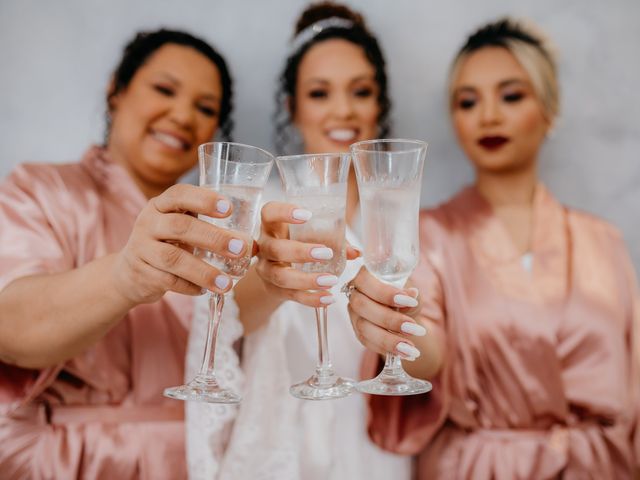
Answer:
[
  {"xmin": 164, "ymin": 142, "xmax": 273, "ymax": 404},
  {"xmin": 351, "ymin": 139, "xmax": 432, "ymax": 396},
  {"xmin": 276, "ymin": 153, "xmax": 355, "ymax": 400}
]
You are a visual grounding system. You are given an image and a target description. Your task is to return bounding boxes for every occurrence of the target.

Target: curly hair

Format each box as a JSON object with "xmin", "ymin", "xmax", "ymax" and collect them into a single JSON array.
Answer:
[
  {"xmin": 105, "ymin": 28, "xmax": 234, "ymax": 142},
  {"xmin": 274, "ymin": 2, "xmax": 391, "ymax": 154}
]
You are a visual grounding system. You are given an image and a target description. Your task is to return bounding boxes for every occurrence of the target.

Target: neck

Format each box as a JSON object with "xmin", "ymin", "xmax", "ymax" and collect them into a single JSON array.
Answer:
[
  {"xmin": 475, "ymin": 163, "xmax": 538, "ymax": 208},
  {"xmin": 107, "ymin": 145, "xmax": 170, "ymax": 199}
]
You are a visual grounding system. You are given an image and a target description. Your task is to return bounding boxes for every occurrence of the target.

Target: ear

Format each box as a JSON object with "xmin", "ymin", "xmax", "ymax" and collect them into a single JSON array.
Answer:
[
  {"xmin": 106, "ymin": 76, "xmax": 120, "ymax": 113},
  {"xmin": 286, "ymin": 95, "xmax": 296, "ymax": 123}
]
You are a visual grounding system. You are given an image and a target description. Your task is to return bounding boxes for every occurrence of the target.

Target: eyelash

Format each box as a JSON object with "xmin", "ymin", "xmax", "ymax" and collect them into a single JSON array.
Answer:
[
  {"xmin": 503, "ymin": 92, "xmax": 524, "ymax": 103},
  {"xmin": 458, "ymin": 99, "xmax": 476, "ymax": 110},
  {"xmin": 154, "ymin": 84, "xmax": 174, "ymax": 96},
  {"xmin": 307, "ymin": 88, "xmax": 374, "ymax": 100},
  {"xmin": 198, "ymin": 106, "xmax": 217, "ymax": 117}
]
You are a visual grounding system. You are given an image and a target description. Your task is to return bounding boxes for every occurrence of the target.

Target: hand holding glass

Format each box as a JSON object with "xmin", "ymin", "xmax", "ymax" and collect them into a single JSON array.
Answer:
[
  {"xmin": 276, "ymin": 153, "xmax": 354, "ymax": 400},
  {"xmin": 351, "ymin": 139, "xmax": 432, "ymax": 396},
  {"xmin": 164, "ymin": 142, "xmax": 273, "ymax": 404}
]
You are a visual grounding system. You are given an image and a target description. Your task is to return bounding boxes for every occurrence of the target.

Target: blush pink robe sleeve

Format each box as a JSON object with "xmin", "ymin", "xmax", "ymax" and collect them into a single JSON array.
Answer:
[
  {"xmin": 363, "ymin": 185, "xmax": 640, "ymax": 479},
  {"xmin": 0, "ymin": 147, "xmax": 193, "ymax": 480}
]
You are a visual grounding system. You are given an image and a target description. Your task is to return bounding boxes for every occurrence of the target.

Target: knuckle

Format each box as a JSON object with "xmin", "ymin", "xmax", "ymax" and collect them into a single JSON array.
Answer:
[
  {"xmin": 167, "ymin": 214, "xmax": 191, "ymax": 237},
  {"xmin": 160, "ymin": 244, "xmax": 183, "ymax": 269}
]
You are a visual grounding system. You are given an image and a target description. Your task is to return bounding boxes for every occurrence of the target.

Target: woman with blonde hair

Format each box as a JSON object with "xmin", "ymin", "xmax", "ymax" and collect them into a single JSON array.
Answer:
[{"xmin": 346, "ymin": 17, "xmax": 640, "ymax": 478}]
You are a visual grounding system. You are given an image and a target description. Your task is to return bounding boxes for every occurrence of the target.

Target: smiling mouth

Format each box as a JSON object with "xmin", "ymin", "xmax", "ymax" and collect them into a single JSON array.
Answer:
[
  {"xmin": 151, "ymin": 130, "xmax": 191, "ymax": 151},
  {"xmin": 326, "ymin": 128, "xmax": 358, "ymax": 143},
  {"xmin": 478, "ymin": 136, "xmax": 509, "ymax": 150}
]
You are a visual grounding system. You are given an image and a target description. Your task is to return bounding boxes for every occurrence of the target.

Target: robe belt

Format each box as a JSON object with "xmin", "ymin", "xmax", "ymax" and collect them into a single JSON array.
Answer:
[{"xmin": 3, "ymin": 403, "xmax": 184, "ymax": 425}]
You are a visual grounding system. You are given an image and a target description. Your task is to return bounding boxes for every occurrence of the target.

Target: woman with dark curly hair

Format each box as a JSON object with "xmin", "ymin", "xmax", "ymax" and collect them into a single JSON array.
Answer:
[
  {"xmin": 0, "ymin": 28, "xmax": 236, "ymax": 478},
  {"xmin": 184, "ymin": 3, "xmax": 411, "ymax": 479}
]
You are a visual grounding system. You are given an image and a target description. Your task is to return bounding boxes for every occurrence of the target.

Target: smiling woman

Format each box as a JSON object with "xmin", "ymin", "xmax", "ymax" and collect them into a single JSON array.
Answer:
[
  {"xmin": 183, "ymin": 2, "xmax": 412, "ymax": 479},
  {"xmin": 0, "ymin": 29, "xmax": 238, "ymax": 478}
]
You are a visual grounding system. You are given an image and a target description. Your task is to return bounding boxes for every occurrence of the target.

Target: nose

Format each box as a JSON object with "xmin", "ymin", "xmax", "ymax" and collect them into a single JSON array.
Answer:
[
  {"xmin": 479, "ymin": 97, "xmax": 503, "ymax": 126},
  {"xmin": 331, "ymin": 91, "xmax": 356, "ymax": 119},
  {"xmin": 169, "ymin": 97, "xmax": 196, "ymax": 130}
]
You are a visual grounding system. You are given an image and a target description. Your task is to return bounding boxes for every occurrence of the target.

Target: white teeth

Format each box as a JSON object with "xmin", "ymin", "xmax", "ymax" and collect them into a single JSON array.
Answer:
[
  {"xmin": 327, "ymin": 129, "xmax": 357, "ymax": 142},
  {"xmin": 152, "ymin": 131, "xmax": 185, "ymax": 150}
]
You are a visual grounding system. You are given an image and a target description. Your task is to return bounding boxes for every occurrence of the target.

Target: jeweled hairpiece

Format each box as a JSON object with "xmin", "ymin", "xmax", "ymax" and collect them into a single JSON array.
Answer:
[{"xmin": 289, "ymin": 17, "xmax": 355, "ymax": 55}]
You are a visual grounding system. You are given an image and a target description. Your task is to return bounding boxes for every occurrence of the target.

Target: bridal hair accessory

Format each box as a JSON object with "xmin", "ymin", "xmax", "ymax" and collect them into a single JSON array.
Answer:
[{"xmin": 289, "ymin": 17, "xmax": 355, "ymax": 55}]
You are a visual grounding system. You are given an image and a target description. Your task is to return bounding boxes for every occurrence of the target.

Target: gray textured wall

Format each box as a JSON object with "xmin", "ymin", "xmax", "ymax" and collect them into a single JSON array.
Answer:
[{"xmin": 1, "ymin": 0, "xmax": 639, "ymax": 271}]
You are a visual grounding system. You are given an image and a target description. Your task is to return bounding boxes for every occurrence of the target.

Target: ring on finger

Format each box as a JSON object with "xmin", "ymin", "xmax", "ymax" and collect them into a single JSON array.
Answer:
[{"xmin": 340, "ymin": 279, "xmax": 357, "ymax": 300}]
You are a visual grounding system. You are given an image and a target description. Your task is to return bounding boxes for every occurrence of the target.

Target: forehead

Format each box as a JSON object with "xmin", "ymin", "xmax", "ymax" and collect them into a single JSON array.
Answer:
[
  {"xmin": 454, "ymin": 46, "xmax": 530, "ymax": 88},
  {"xmin": 297, "ymin": 38, "xmax": 376, "ymax": 83},
  {"xmin": 137, "ymin": 44, "xmax": 222, "ymax": 94}
]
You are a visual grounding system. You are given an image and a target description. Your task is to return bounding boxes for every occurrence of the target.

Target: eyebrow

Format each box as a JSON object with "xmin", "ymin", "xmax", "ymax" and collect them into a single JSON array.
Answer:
[
  {"xmin": 156, "ymin": 72, "xmax": 220, "ymax": 102},
  {"xmin": 454, "ymin": 78, "xmax": 529, "ymax": 95},
  {"xmin": 302, "ymin": 74, "xmax": 376, "ymax": 86}
]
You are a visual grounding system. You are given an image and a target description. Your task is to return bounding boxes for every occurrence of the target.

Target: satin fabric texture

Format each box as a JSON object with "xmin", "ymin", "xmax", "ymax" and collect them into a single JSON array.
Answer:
[
  {"xmin": 363, "ymin": 185, "xmax": 640, "ymax": 479},
  {"xmin": 0, "ymin": 147, "xmax": 192, "ymax": 479}
]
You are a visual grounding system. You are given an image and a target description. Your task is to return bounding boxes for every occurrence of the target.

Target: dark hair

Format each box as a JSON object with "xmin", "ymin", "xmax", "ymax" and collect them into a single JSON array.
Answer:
[
  {"xmin": 457, "ymin": 18, "xmax": 552, "ymax": 63},
  {"xmin": 274, "ymin": 2, "xmax": 391, "ymax": 153},
  {"xmin": 105, "ymin": 28, "xmax": 233, "ymax": 142}
]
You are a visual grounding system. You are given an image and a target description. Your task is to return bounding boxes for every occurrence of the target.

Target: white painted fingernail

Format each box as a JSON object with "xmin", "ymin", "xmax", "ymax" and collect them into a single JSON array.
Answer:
[
  {"xmin": 215, "ymin": 275, "xmax": 230, "ymax": 290},
  {"xmin": 217, "ymin": 199, "xmax": 230, "ymax": 214},
  {"xmin": 401, "ymin": 322, "xmax": 427, "ymax": 336},
  {"xmin": 316, "ymin": 275, "xmax": 338, "ymax": 287},
  {"xmin": 292, "ymin": 209, "xmax": 312, "ymax": 221},
  {"xmin": 394, "ymin": 294, "xmax": 418, "ymax": 308},
  {"xmin": 228, "ymin": 238, "xmax": 244, "ymax": 255},
  {"xmin": 320, "ymin": 295, "xmax": 336, "ymax": 305},
  {"xmin": 396, "ymin": 342, "xmax": 420, "ymax": 358},
  {"xmin": 311, "ymin": 247, "xmax": 333, "ymax": 260},
  {"xmin": 400, "ymin": 355, "xmax": 417, "ymax": 362}
]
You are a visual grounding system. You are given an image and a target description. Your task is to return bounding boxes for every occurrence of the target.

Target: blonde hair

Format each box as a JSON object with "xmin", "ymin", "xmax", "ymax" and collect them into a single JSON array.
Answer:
[{"xmin": 448, "ymin": 17, "xmax": 559, "ymax": 123}]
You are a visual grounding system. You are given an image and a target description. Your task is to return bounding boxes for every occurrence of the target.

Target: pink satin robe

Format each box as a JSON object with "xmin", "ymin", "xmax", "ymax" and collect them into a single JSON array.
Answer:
[
  {"xmin": 0, "ymin": 147, "xmax": 192, "ymax": 479},
  {"xmin": 363, "ymin": 185, "xmax": 640, "ymax": 479}
]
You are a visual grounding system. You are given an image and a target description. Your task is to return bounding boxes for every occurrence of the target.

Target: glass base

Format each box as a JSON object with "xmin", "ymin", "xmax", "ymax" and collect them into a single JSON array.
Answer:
[
  {"xmin": 290, "ymin": 374, "xmax": 355, "ymax": 401},
  {"xmin": 163, "ymin": 375, "xmax": 241, "ymax": 404},
  {"xmin": 356, "ymin": 369, "xmax": 432, "ymax": 396}
]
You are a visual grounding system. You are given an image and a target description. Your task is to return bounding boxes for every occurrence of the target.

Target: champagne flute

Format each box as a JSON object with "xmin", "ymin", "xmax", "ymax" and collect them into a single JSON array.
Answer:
[
  {"xmin": 350, "ymin": 139, "xmax": 432, "ymax": 396},
  {"xmin": 164, "ymin": 142, "xmax": 273, "ymax": 404},
  {"xmin": 276, "ymin": 153, "xmax": 354, "ymax": 400}
]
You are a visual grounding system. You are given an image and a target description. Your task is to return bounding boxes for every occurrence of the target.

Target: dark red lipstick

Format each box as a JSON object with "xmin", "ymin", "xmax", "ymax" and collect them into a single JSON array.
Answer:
[{"xmin": 478, "ymin": 136, "xmax": 509, "ymax": 150}]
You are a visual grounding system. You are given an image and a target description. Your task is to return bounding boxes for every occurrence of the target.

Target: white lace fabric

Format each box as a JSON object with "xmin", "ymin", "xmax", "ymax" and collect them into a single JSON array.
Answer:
[{"xmin": 185, "ymin": 229, "xmax": 412, "ymax": 479}]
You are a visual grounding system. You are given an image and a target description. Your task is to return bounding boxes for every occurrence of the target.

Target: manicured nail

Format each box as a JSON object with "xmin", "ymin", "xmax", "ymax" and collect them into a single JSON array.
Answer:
[
  {"xmin": 217, "ymin": 199, "xmax": 230, "ymax": 214},
  {"xmin": 292, "ymin": 208, "xmax": 312, "ymax": 221},
  {"xmin": 407, "ymin": 287, "xmax": 419, "ymax": 298},
  {"xmin": 320, "ymin": 295, "xmax": 336, "ymax": 305},
  {"xmin": 310, "ymin": 247, "xmax": 333, "ymax": 260},
  {"xmin": 401, "ymin": 322, "xmax": 427, "ymax": 336},
  {"xmin": 394, "ymin": 294, "xmax": 418, "ymax": 308},
  {"xmin": 316, "ymin": 275, "xmax": 339, "ymax": 287},
  {"xmin": 228, "ymin": 238, "xmax": 244, "ymax": 255},
  {"xmin": 214, "ymin": 275, "xmax": 230, "ymax": 290},
  {"xmin": 396, "ymin": 342, "xmax": 420, "ymax": 358}
]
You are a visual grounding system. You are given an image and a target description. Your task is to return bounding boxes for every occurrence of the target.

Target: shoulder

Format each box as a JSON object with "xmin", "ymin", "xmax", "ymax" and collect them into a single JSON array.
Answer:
[
  {"xmin": 565, "ymin": 206, "xmax": 624, "ymax": 244},
  {"xmin": 2, "ymin": 159, "xmax": 96, "ymax": 205}
]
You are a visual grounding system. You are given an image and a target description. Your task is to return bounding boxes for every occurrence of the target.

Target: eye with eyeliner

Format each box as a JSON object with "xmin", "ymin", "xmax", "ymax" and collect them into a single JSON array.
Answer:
[
  {"xmin": 308, "ymin": 89, "xmax": 328, "ymax": 99},
  {"xmin": 197, "ymin": 104, "xmax": 218, "ymax": 117},
  {"xmin": 353, "ymin": 87, "xmax": 374, "ymax": 98},
  {"xmin": 153, "ymin": 84, "xmax": 175, "ymax": 97},
  {"xmin": 503, "ymin": 91, "xmax": 524, "ymax": 103},
  {"xmin": 457, "ymin": 97, "xmax": 476, "ymax": 110}
]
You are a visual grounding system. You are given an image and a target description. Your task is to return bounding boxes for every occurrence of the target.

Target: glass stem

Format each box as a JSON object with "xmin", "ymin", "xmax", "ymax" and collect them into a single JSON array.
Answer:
[
  {"xmin": 382, "ymin": 353, "xmax": 404, "ymax": 376},
  {"xmin": 314, "ymin": 306, "xmax": 334, "ymax": 383},
  {"xmin": 197, "ymin": 292, "xmax": 225, "ymax": 381}
]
